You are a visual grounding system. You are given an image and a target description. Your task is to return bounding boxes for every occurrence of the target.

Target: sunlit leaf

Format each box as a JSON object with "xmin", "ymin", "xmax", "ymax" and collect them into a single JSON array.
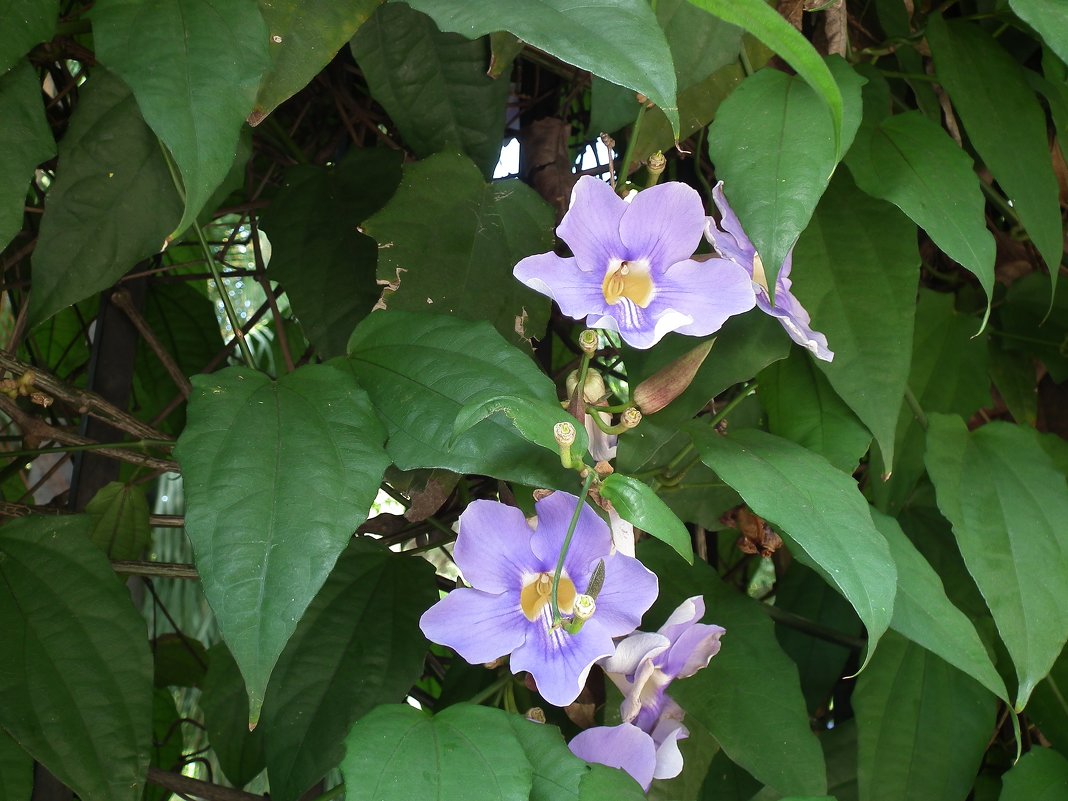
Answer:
[
  {"xmin": 174, "ymin": 362, "xmax": 390, "ymax": 722},
  {"xmin": 925, "ymin": 414, "xmax": 1068, "ymax": 709},
  {"xmin": 91, "ymin": 0, "xmax": 270, "ymax": 236},
  {"xmin": 0, "ymin": 515, "xmax": 152, "ymax": 801},
  {"xmin": 600, "ymin": 474, "xmax": 693, "ymax": 563},
  {"xmin": 251, "ymin": 0, "xmax": 382, "ymax": 123},
  {"xmin": 689, "ymin": 427, "xmax": 896, "ymax": 670},
  {"xmin": 29, "ymin": 70, "xmax": 181, "ymax": 325}
]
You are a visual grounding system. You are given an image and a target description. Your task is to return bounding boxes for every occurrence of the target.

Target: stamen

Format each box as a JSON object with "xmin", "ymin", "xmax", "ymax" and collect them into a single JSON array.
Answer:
[
  {"xmin": 602, "ymin": 259, "xmax": 655, "ymax": 307},
  {"xmin": 521, "ymin": 572, "xmax": 576, "ymax": 621}
]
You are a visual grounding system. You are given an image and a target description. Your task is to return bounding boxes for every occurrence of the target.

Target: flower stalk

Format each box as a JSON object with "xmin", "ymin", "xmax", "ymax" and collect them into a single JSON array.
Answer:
[{"xmin": 550, "ymin": 469, "xmax": 598, "ymax": 625}]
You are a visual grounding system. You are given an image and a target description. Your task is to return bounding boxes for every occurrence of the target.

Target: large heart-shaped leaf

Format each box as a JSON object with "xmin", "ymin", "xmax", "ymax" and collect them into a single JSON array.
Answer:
[
  {"xmin": 926, "ymin": 14, "xmax": 1062, "ymax": 298},
  {"xmin": 924, "ymin": 414, "xmax": 1068, "ymax": 709},
  {"xmin": 340, "ymin": 704, "xmax": 535, "ymax": 801},
  {"xmin": 363, "ymin": 152, "xmax": 554, "ymax": 345},
  {"xmin": 351, "ymin": 3, "xmax": 509, "ymax": 177},
  {"xmin": 0, "ymin": 0, "xmax": 57, "ymax": 76},
  {"xmin": 250, "ymin": 0, "xmax": 382, "ymax": 123},
  {"xmin": 260, "ymin": 538, "xmax": 437, "ymax": 801},
  {"xmin": 791, "ymin": 169, "xmax": 919, "ymax": 469},
  {"xmin": 689, "ymin": 426, "xmax": 897, "ymax": 669},
  {"xmin": 28, "ymin": 70, "xmax": 181, "ymax": 325},
  {"xmin": 174, "ymin": 361, "xmax": 390, "ymax": 722},
  {"xmin": 0, "ymin": 62, "xmax": 54, "ymax": 252},
  {"xmin": 91, "ymin": 0, "xmax": 270, "ymax": 237},
  {"xmin": 401, "ymin": 0, "xmax": 679, "ymax": 135},
  {"xmin": 707, "ymin": 57, "xmax": 864, "ymax": 291},
  {"xmin": 846, "ymin": 108, "xmax": 995, "ymax": 326},
  {"xmin": 870, "ymin": 510, "xmax": 1008, "ymax": 703},
  {"xmin": 0, "ymin": 515, "xmax": 152, "ymax": 801},
  {"xmin": 999, "ymin": 748, "xmax": 1068, "ymax": 801},
  {"xmin": 639, "ymin": 540, "xmax": 828, "ymax": 797},
  {"xmin": 853, "ymin": 631, "xmax": 996, "ymax": 801},
  {"xmin": 346, "ymin": 310, "xmax": 573, "ymax": 488},
  {"xmin": 261, "ymin": 150, "xmax": 403, "ymax": 358}
]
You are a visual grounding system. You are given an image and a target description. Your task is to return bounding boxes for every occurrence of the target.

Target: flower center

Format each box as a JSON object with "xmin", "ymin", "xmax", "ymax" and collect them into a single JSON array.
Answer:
[
  {"xmin": 751, "ymin": 252, "xmax": 770, "ymax": 294},
  {"xmin": 603, "ymin": 260, "xmax": 654, "ymax": 307},
  {"xmin": 520, "ymin": 572, "xmax": 576, "ymax": 622}
]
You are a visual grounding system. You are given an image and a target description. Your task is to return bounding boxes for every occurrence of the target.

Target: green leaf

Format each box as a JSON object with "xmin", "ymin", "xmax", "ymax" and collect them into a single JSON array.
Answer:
[
  {"xmin": 0, "ymin": 0, "xmax": 57, "ymax": 76},
  {"xmin": 351, "ymin": 3, "xmax": 509, "ymax": 177},
  {"xmin": 639, "ymin": 539, "xmax": 828, "ymax": 797},
  {"xmin": 1029, "ymin": 648, "xmax": 1068, "ymax": 752},
  {"xmin": 85, "ymin": 481, "xmax": 150, "ymax": 561},
  {"xmin": 687, "ymin": 0, "xmax": 844, "ymax": 153},
  {"xmin": 262, "ymin": 150, "xmax": 403, "ymax": 358},
  {"xmin": 174, "ymin": 362, "xmax": 390, "ymax": 722},
  {"xmin": 453, "ymin": 394, "xmax": 589, "ymax": 462},
  {"xmin": 689, "ymin": 427, "xmax": 897, "ymax": 669},
  {"xmin": 402, "ymin": 0, "xmax": 679, "ymax": 135},
  {"xmin": 846, "ymin": 110, "xmax": 995, "ymax": 327},
  {"xmin": 869, "ymin": 290, "xmax": 989, "ymax": 514},
  {"xmin": 91, "ymin": 0, "xmax": 270, "ymax": 237},
  {"xmin": 1009, "ymin": 1, "xmax": 1068, "ymax": 73},
  {"xmin": 853, "ymin": 630, "xmax": 995, "ymax": 801},
  {"xmin": 0, "ymin": 514, "xmax": 152, "ymax": 801},
  {"xmin": 660, "ymin": 0, "xmax": 743, "ymax": 90},
  {"xmin": 340, "ymin": 704, "xmax": 534, "ymax": 801},
  {"xmin": 870, "ymin": 510, "xmax": 1008, "ymax": 702},
  {"xmin": 200, "ymin": 643, "xmax": 265, "ymax": 788},
  {"xmin": 364, "ymin": 152, "xmax": 554, "ymax": 345},
  {"xmin": 998, "ymin": 747, "xmax": 1068, "ymax": 801},
  {"xmin": 773, "ymin": 563, "xmax": 863, "ymax": 713},
  {"xmin": 0, "ymin": 729, "xmax": 32, "ymax": 801},
  {"xmin": 0, "ymin": 62, "xmax": 54, "ymax": 253},
  {"xmin": 132, "ymin": 280, "xmax": 221, "ymax": 434},
  {"xmin": 579, "ymin": 766, "xmax": 649, "ymax": 800},
  {"xmin": 346, "ymin": 310, "xmax": 572, "ymax": 488},
  {"xmin": 152, "ymin": 633, "xmax": 209, "ymax": 689},
  {"xmin": 618, "ymin": 311, "xmax": 791, "ymax": 473},
  {"xmin": 999, "ymin": 272, "xmax": 1068, "ymax": 383},
  {"xmin": 988, "ymin": 340, "xmax": 1038, "ymax": 428},
  {"xmin": 260, "ymin": 539, "xmax": 437, "ymax": 801},
  {"xmin": 600, "ymin": 473, "xmax": 693, "ymax": 563},
  {"xmin": 792, "ymin": 169, "xmax": 919, "ymax": 468},
  {"xmin": 29, "ymin": 70, "xmax": 181, "ymax": 325},
  {"xmin": 251, "ymin": 0, "xmax": 382, "ymax": 123},
  {"xmin": 759, "ymin": 349, "xmax": 871, "ymax": 473},
  {"xmin": 708, "ymin": 57, "xmax": 864, "ymax": 292},
  {"xmin": 925, "ymin": 414, "xmax": 1068, "ymax": 709},
  {"xmin": 926, "ymin": 15, "xmax": 1063, "ymax": 298}
]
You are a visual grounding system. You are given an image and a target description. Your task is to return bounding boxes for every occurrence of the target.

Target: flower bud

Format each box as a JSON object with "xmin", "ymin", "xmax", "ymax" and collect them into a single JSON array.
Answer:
[
  {"xmin": 525, "ymin": 707, "xmax": 546, "ymax": 724},
  {"xmin": 578, "ymin": 328, "xmax": 599, "ymax": 356},
  {"xmin": 573, "ymin": 594, "xmax": 596, "ymax": 620},
  {"xmin": 553, "ymin": 421, "xmax": 576, "ymax": 446},
  {"xmin": 620, "ymin": 407, "xmax": 642, "ymax": 429},
  {"xmin": 565, "ymin": 368, "xmax": 607, "ymax": 404},
  {"xmin": 632, "ymin": 338, "xmax": 716, "ymax": 415},
  {"xmin": 647, "ymin": 151, "xmax": 667, "ymax": 176}
]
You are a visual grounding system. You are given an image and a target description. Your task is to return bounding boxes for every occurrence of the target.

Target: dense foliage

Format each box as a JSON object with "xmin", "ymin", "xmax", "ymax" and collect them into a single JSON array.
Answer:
[{"xmin": 1, "ymin": 1, "xmax": 1067, "ymax": 800}]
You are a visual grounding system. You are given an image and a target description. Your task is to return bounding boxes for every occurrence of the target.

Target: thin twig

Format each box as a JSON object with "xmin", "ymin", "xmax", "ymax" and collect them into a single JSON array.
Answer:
[
  {"xmin": 146, "ymin": 767, "xmax": 265, "ymax": 801},
  {"xmin": 113, "ymin": 561, "xmax": 198, "ymax": 580},
  {"xmin": 111, "ymin": 289, "xmax": 193, "ymax": 397}
]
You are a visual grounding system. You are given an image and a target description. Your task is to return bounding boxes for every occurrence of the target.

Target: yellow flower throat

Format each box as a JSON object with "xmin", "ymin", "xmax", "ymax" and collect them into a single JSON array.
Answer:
[
  {"xmin": 520, "ymin": 573, "xmax": 576, "ymax": 621},
  {"xmin": 602, "ymin": 260, "xmax": 654, "ymax": 307}
]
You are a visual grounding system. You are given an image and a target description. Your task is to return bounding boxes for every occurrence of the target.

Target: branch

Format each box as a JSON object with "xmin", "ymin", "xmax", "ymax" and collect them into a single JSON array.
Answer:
[
  {"xmin": 0, "ymin": 352, "xmax": 172, "ymax": 442},
  {"xmin": 111, "ymin": 288, "xmax": 193, "ymax": 397},
  {"xmin": 113, "ymin": 561, "xmax": 198, "ymax": 580},
  {"xmin": 146, "ymin": 767, "xmax": 265, "ymax": 801}
]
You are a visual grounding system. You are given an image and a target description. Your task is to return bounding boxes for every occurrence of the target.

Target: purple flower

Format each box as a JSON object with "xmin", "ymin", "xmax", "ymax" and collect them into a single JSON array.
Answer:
[
  {"xmin": 514, "ymin": 176, "xmax": 756, "ymax": 349},
  {"xmin": 705, "ymin": 181, "xmax": 834, "ymax": 362},
  {"xmin": 419, "ymin": 492, "xmax": 658, "ymax": 707},
  {"xmin": 568, "ymin": 596, "xmax": 724, "ymax": 789},
  {"xmin": 603, "ymin": 595, "xmax": 724, "ymax": 730}
]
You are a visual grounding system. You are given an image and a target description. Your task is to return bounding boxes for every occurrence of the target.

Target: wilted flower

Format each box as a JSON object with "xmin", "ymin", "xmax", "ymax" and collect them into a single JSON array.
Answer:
[
  {"xmin": 568, "ymin": 596, "xmax": 724, "ymax": 789},
  {"xmin": 705, "ymin": 181, "xmax": 834, "ymax": 362},
  {"xmin": 514, "ymin": 176, "xmax": 755, "ymax": 349},
  {"xmin": 419, "ymin": 492, "xmax": 658, "ymax": 707},
  {"xmin": 565, "ymin": 369, "xmax": 616, "ymax": 462}
]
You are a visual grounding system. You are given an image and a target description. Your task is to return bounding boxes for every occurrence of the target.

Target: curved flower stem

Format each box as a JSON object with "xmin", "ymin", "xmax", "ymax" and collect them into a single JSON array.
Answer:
[
  {"xmin": 550, "ymin": 470, "xmax": 598, "ymax": 626},
  {"xmin": 467, "ymin": 673, "xmax": 513, "ymax": 706}
]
